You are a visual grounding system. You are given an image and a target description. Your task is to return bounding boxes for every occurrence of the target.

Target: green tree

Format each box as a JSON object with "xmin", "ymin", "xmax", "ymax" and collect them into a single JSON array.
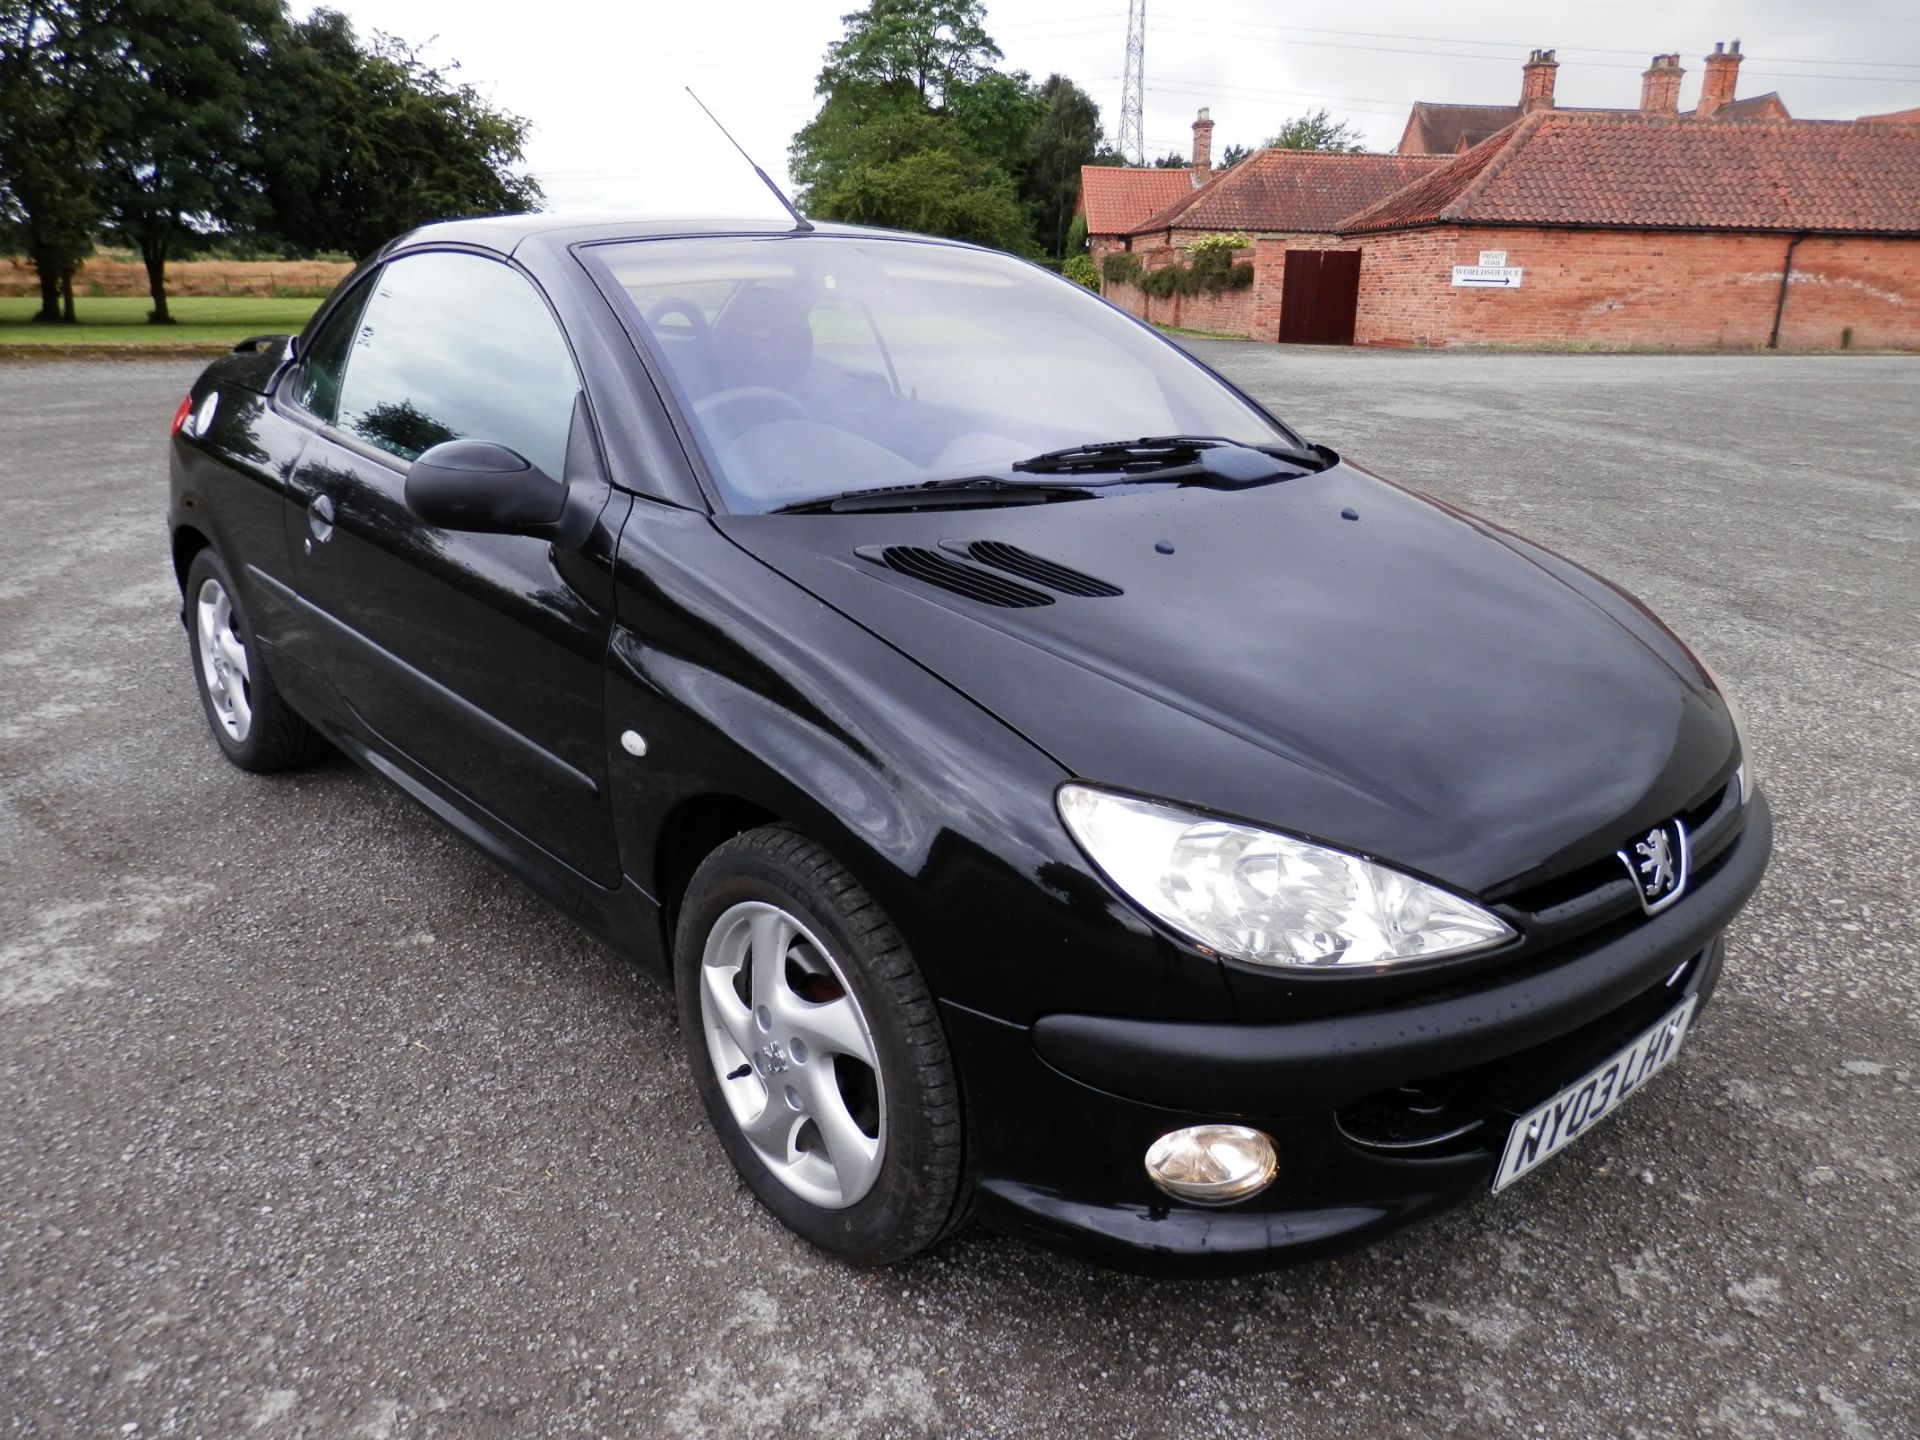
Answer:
[
  {"xmin": 1265, "ymin": 108, "xmax": 1366, "ymax": 153},
  {"xmin": 804, "ymin": 107, "xmax": 1028, "ymax": 252},
  {"xmin": 1218, "ymin": 141, "xmax": 1254, "ymax": 170},
  {"xmin": 0, "ymin": 0, "xmax": 106, "ymax": 321},
  {"xmin": 249, "ymin": 10, "xmax": 541, "ymax": 259},
  {"xmin": 944, "ymin": 66, "xmax": 1041, "ymax": 180},
  {"xmin": 814, "ymin": 0, "xmax": 998, "ymax": 105},
  {"xmin": 96, "ymin": 0, "xmax": 279, "ymax": 323},
  {"xmin": 1151, "ymin": 150, "xmax": 1188, "ymax": 168},
  {"xmin": 817, "ymin": 138, "xmax": 1029, "ymax": 251},
  {"xmin": 1020, "ymin": 73, "xmax": 1101, "ymax": 259},
  {"xmin": 795, "ymin": 0, "xmax": 1063, "ymax": 252}
]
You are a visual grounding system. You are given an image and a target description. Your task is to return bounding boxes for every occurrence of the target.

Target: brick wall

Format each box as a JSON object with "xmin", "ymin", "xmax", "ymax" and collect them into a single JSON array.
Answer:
[
  {"xmin": 1101, "ymin": 232, "xmax": 1356, "ymax": 338},
  {"xmin": 1098, "ymin": 239, "xmax": 1259, "ymax": 336},
  {"xmin": 1349, "ymin": 231, "xmax": 1459, "ymax": 347},
  {"xmin": 1352, "ymin": 226, "xmax": 1920, "ymax": 349}
]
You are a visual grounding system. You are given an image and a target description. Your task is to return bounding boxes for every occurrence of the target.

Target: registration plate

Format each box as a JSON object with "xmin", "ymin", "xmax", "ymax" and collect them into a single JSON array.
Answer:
[{"xmin": 1492, "ymin": 995, "xmax": 1697, "ymax": 1193}]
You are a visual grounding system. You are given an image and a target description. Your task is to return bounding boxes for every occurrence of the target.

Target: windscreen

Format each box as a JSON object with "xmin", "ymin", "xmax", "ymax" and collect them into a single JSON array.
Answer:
[{"xmin": 593, "ymin": 235, "xmax": 1292, "ymax": 514}]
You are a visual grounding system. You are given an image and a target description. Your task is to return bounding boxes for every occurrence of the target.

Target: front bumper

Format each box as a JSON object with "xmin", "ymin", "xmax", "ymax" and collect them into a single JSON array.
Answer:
[{"xmin": 945, "ymin": 792, "xmax": 1771, "ymax": 1272}]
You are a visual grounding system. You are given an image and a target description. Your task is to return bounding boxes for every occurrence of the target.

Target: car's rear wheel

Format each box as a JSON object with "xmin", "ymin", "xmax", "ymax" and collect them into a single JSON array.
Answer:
[
  {"xmin": 184, "ymin": 549, "xmax": 327, "ymax": 773},
  {"xmin": 674, "ymin": 826, "xmax": 969, "ymax": 1263}
]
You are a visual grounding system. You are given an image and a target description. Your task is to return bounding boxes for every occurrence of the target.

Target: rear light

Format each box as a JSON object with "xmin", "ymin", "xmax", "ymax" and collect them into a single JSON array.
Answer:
[{"xmin": 170, "ymin": 395, "xmax": 193, "ymax": 437}]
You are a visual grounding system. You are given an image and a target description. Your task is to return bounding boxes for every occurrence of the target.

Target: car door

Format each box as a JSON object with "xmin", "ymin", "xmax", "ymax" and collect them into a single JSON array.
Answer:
[{"xmin": 281, "ymin": 247, "xmax": 630, "ymax": 888}]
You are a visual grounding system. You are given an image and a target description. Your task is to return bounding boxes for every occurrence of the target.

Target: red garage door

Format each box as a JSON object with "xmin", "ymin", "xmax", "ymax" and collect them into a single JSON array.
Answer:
[{"xmin": 1279, "ymin": 250, "xmax": 1362, "ymax": 345}]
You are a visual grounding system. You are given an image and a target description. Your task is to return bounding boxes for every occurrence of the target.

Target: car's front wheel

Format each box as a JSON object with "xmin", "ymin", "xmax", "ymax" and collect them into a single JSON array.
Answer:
[
  {"xmin": 183, "ymin": 548, "xmax": 327, "ymax": 773},
  {"xmin": 674, "ymin": 826, "xmax": 969, "ymax": 1263}
]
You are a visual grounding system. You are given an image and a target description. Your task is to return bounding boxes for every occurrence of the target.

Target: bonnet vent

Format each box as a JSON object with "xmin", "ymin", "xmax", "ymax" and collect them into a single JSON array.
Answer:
[
  {"xmin": 859, "ymin": 545, "xmax": 1055, "ymax": 608},
  {"xmin": 955, "ymin": 540, "xmax": 1123, "ymax": 598}
]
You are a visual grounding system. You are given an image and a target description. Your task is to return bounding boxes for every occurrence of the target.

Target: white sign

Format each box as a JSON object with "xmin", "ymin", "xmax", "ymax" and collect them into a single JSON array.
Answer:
[
  {"xmin": 1478, "ymin": 249, "xmax": 1507, "ymax": 266},
  {"xmin": 1452, "ymin": 264, "xmax": 1524, "ymax": 289}
]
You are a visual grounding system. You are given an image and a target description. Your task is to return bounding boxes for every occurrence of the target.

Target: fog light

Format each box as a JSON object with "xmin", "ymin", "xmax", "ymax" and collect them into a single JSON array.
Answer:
[{"xmin": 1144, "ymin": 1124, "xmax": 1277, "ymax": 1205}]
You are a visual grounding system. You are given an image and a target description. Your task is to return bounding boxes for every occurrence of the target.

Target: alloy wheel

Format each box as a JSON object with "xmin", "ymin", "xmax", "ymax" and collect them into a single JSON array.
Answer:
[
  {"xmin": 195, "ymin": 577, "xmax": 253, "ymax": 743},
  {"xmin": 697, "ymin": 900, "xmax": 886, "ymax": 1209}
]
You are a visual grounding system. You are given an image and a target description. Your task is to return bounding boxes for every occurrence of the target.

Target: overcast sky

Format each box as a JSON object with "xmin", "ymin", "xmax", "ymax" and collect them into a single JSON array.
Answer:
[{"xmin": 319, "ymin": 0, "xmax": 1920, "ymax": 219}]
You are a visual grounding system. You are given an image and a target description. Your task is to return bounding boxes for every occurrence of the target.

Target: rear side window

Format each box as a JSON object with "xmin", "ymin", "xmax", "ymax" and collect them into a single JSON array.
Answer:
[
  {"xmin": 290, "ymin": 276, "xmax": 374, "ymax": 422},
  {"xmin": 329, "ymin": 251, "xmax": 580, "ymax": 478}
]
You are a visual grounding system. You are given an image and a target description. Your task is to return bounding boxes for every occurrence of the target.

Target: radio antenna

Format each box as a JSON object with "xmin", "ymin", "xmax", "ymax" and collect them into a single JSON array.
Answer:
[{"xmin": 686, "ymin": 87, "xmax": 814, "ymax": 232}]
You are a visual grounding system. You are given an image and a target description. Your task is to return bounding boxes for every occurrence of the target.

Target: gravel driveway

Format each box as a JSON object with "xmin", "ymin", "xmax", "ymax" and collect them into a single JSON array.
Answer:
[{"xmin": 2, "ymin": 349, "xmax": 1915, "ymax": 1439}]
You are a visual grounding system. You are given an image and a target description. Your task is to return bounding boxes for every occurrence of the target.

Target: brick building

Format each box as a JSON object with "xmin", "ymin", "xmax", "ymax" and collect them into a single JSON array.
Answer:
[
  {"xmin": 1397, "ymin": 42, "xmax": 1787, "ymax": 156},
  {"xmin": 1079, "ymin": 43, "xmax": 1920, "ymax": 350},
  {"xmin": 1075, "ymin": 114, "xmax": 1214, "ymax": 266},
  {"xmin": 1341, "ymin": 112, "xmax": 1920, "ymax": 350},
  {"xmin": 1101, "ymin": 149, "xmax": 1443, "ymax": 339}
]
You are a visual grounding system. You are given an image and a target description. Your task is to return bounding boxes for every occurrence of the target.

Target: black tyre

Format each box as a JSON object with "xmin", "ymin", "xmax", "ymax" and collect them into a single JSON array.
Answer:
[
  {"xmin": 674, "ymin": 826, "xmax": 969, "ymax": 1264},
  {"xmin": 183, "ymin": 548, "xmax": 328, "ymax": 773}
]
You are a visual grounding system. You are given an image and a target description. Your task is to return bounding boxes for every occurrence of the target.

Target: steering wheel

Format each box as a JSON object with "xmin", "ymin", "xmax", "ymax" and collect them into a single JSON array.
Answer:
[
  {"xmin": 642, "ymin": 296, "xmax": 711, "ymax": 342},
  {"xmin": 694, "ymin": 386, "xmax": 808, "ymax": 447}
]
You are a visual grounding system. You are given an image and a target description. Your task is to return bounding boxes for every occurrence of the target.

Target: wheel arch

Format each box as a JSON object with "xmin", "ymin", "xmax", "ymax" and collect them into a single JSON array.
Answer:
[
  {"xmin": 171, "ymin": 523, "xmax": 214, "ymax": 598},
  {"xmin": 653, "ymin": 791, "xmax": 784, "ymax": 970}
]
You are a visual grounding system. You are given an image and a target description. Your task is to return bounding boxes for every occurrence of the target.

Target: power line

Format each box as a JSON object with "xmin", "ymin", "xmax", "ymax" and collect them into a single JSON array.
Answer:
[
  {"xmin": 1148, "ymin": 20, "xmax": 1920, "ymax": 85},
  {"xmin": 1146, "ymin": 17, "xmax": 1920, "ymax": 72},
  {"xmin": 628, "ymin": 12, "xmax": 1122, "ymax": 64},
  {"xmin": 1530, "ymin": 0, "xmax": 1920, "ymax": 24}
]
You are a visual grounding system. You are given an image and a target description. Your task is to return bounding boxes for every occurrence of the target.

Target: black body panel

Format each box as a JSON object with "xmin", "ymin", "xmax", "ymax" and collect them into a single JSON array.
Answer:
[
  {"xmin": 720, "ymin": 462, "xmax": 1731, "ymax": 903},
  {"xmin": 280, "ymin": 428, "xmax": 630, "ymax": 885}
]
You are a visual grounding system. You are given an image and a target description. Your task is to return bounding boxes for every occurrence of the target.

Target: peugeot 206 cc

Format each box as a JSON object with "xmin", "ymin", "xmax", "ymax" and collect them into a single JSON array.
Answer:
[{"xmin": 166, "ymin": 214, "xmax": 1772, "ymax": 1270}]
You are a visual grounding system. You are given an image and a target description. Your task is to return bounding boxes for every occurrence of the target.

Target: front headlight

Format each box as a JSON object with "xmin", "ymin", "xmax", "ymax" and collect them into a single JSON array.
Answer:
[{"xmin": 1057, "ymin": 785, "xmax": 1515, "ymax": 971}]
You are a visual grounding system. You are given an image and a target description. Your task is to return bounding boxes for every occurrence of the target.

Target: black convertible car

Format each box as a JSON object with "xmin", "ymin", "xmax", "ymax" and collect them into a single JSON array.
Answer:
[{"xmin": 167, "ymin": 213, "xmax": 1770, "ymax": 1270}]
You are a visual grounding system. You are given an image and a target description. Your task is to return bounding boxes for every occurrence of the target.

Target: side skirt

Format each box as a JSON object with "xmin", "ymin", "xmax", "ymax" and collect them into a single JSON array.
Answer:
[{"xmin": 306, "ymin": 704, "xmax": 669, "ymax": 983}]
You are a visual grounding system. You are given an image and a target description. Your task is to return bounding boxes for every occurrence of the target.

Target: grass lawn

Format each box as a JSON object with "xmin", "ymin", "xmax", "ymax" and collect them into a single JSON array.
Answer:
[
  {"xmin": 0, "ymin": 295, "xmax": 321, "ymax": 350},
  {"xmin": 1154, "ymin": 323, "xmax": 1248, "ymax": 342}
]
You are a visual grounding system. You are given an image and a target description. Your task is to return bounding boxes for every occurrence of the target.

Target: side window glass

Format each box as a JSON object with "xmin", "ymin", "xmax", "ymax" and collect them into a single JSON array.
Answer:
[
  {"xmin": 331, "ymin": 251, "xmax": 580, "ymax": 478},
  {"xmin": 290, "ymin": 277, "xmax": 375, "ymax": 423}
]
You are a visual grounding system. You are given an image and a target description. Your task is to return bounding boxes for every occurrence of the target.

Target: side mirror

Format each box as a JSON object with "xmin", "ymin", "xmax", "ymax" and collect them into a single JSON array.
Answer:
[{"xmin": 406, "ymin": 440, "xmax": 570, "ymax": 537}]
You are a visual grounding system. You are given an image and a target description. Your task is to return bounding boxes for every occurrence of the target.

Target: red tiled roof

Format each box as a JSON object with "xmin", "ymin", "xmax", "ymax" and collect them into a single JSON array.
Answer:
[
  {"xmin": 1398, "ymin": 103, "xmax": 1523, "ymax": 156},
  {"xmin": 1077, "ymin": 166, "xmax": 1205, "ymax": 236},
  {"xmin": 1397, "ymin": 96, "xmax": 1793, "ymax": 155},
  {"xmin": 1342, "ymin": 111, "xmax": 1920, "ymax": 235},
  {"xmin": 1710, "ymin": 93, "xmax": 1788, "ymax": 121},
  {"xmin": 1129, "ymin": 150, "xmax": 1448, "ymax": 237},
  {"xmin": 1861, "ymin": 106, "xmax": 1920, "ymax": 124}
]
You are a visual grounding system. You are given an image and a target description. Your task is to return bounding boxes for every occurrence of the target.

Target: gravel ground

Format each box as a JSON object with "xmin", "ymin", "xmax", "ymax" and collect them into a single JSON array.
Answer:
[{"xmin": 1, "ymin": 349, "xmax": 1915, "ymax": 1440}]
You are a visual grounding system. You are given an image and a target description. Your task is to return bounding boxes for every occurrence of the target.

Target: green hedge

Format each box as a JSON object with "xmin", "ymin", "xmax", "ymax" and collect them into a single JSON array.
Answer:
[
  {"xmin": 1136, "ymin": 249, "xmax": 1254, "ymax": 298},
  {"xmin": 1101, "ymin": 240, "xmax": 1252, "ymax": 298},
  {"xmin": 1062, "ymin": 254, "xmax": 1099, "ymax": 291}
]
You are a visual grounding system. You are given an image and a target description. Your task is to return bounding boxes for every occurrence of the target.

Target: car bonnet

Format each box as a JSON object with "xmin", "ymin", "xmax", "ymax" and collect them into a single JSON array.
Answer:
[{"xmin": 716, "ymin": 461, "xmax": 1737, "ymax": 897}]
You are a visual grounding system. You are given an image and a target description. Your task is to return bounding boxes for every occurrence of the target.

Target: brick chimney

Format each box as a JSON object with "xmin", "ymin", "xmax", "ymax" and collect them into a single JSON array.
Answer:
[
  {"xmin": 1191, "ymin": 107, "xmax": 1214, "ymax": 171},
  {"xmin": 1520, "ymin": 49, "xmax": 1558, "ymax": 113},
  {"xmin": 1698, "ymin": 39, "xmax": 1742, "ymax": 116},
  {"xmin": 1640, "ymin": 54, "xmax": 1684, "ymax": 116}
]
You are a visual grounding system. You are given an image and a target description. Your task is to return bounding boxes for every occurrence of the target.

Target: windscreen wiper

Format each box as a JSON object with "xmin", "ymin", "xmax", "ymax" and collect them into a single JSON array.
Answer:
[
  {"xmin": 773, "ymin": 476, "xmax": 1099, "ymax": 515},
  {"xmin": 1013, "ymin": 435, "xmax": 1325, "ymax": 481}
]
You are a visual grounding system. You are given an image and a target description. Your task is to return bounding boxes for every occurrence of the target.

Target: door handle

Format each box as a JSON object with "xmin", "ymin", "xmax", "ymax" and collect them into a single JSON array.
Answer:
[{"xmin": 307, "ymin": 493, "xmax": 335, "ymax": 543}]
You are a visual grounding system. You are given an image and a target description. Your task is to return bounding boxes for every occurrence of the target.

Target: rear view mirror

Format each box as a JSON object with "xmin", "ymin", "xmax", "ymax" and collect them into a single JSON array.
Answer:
[{"xmin": 406, "ymin": 440, "xmax": 569, "ymax": 537}]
